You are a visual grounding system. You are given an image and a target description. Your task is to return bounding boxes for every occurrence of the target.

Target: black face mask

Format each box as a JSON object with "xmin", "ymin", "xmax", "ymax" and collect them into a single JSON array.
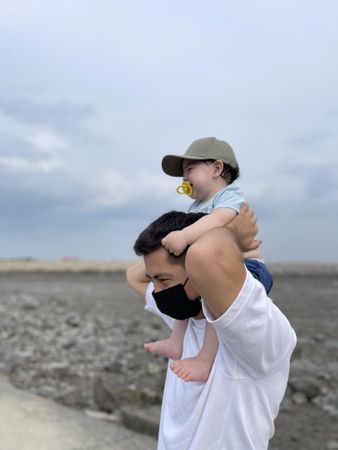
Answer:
[{"xmin": 152, "ymin": 278, "xmax": 202, "ymax": 320}]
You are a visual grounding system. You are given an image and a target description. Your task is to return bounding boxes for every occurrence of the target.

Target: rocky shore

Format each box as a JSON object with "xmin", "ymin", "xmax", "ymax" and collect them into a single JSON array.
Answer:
[{"xmin": 0, "ymin": 266, "xmax": 338, "ymax": 449}]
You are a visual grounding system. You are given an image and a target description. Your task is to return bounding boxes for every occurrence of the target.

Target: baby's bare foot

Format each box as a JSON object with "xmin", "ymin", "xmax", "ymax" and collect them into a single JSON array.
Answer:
[
  {"xmin": 170, "ymin": 356, "xmax": 213, "ymax": 382},
  {"xmin": 144, "ymin": 338, "xmax": 182, "ymax": 360}
]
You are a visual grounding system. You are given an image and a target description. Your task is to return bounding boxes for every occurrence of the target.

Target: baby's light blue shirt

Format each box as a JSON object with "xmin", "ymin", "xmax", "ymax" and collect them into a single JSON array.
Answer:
[{"xmin": 188, "ymin": 185, "xmax": 244, "ymax": 214}]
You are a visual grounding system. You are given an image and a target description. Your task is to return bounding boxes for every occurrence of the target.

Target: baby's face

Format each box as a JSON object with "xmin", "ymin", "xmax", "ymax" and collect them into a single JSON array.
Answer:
[{"xmin": 182, "ymin": 159, "xmax": 216, "ymax": 200}]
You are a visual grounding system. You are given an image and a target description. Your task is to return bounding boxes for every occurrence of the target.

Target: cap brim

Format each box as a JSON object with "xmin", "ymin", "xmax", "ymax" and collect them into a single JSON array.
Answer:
[{"xmin": 161, "ymin": 154, "xmax": 207, "ymax": 177}]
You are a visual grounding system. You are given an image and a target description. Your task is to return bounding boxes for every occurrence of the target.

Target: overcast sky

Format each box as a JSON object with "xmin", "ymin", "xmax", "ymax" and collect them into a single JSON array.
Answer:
[{"xmin": 0, "ymin": 0, "xmax": 337, "ymax": 262}]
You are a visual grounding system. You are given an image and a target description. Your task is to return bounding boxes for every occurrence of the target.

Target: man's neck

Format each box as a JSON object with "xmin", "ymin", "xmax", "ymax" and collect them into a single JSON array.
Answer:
[{"xmin": 193, "ymin": 310, "xmax": 205, "ymax": 320}]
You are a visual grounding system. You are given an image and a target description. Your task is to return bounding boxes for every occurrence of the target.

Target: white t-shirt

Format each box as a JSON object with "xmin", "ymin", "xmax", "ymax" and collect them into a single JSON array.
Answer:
[{"xmin": 145, "ymin": 269, "xmax": 296, "ymax": 450}]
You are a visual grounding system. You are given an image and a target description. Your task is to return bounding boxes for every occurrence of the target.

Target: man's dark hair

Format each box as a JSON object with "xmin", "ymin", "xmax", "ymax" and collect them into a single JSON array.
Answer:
[{"xmin": 134, "ymin": 211, "xmax": 206, "ymax": 256}]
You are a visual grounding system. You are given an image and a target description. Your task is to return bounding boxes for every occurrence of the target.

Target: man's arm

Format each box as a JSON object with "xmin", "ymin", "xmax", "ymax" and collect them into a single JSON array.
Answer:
[
  {"xmin": 125, "ymin": 260, "xmax": 149, "ymax": 300},
  {"xmin": 185, "ymin": 203, "xmax": 258, "ymax": 318},
  {"xmin": 162, "ymin": 208, "xmax": 237, "ymax": 256}
]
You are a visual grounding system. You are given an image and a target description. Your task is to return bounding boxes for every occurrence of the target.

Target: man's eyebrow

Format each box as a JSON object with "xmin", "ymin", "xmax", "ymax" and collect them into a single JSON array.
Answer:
[{"xmin": 145, "ymin": 273, "xmax": 172, "ymax": 280}]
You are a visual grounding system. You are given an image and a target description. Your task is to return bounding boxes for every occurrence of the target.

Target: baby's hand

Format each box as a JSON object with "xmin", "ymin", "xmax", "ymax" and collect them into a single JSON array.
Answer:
[{"xmin": 161, "ymin": 231, "xmax": 189, "ymax": 256}]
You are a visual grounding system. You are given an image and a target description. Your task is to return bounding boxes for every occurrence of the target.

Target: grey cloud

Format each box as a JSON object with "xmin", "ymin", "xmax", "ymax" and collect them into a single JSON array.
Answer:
[
  {"xmin": 0, "ymin": 133, "xmax": 48, "ymax": 160},
  {"xmin": 301, "ymin": 167, "xmax": 337, "ymax": 200},
  {"xmin": 0, "ymin": 159, "xmax": 184, "ymax": 235},
  {"xmin": 1, "ymin": 149, "xmax": 336, "ymax": 242},
  {"xmin": 1, "ymin": 160, "xmax": 336, "ymax": 262},
  {"xmin": 283, "ymin": 161, "xmax": 338, "ymax": 200},
  {"xmin": 251, "ymin": 160, "xmax": 338, "ymax": 222},
  {"xmin": 0, "ymin": 165, "xmax": 90, "ymax": 228},
  {"xmin": 0, "ymin": 96, "xmax": 95, "ymax": 134}
]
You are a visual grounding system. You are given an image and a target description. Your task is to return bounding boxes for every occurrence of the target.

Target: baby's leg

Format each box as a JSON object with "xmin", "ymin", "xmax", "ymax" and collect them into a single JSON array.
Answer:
[
  {"xmin": 171, "ymin": 323, "xmax": 218, "ymax": 382},
  {"xmin": 144, "ymin": 319, "xmax": 188, "ymax": 360}
]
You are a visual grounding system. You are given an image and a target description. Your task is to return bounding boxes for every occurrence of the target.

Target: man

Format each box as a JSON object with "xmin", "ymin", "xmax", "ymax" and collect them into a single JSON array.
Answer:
[{"xmin": 126, "ymin": 204, "xmax": 296, "ymax": 450}]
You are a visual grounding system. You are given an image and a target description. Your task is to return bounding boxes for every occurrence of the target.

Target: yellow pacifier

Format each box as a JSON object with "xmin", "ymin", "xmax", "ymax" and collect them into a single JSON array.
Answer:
[{"xmin": 176, "ymin": 180, "xmax": 193, "ymax": 196}]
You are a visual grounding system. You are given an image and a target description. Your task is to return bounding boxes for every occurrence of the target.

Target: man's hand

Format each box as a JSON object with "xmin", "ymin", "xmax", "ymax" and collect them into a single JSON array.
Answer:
[
  {"xmin": 227, "ymin": 203, "xmax": 259, "ymax": 252},
  {"xmin": 162, "ymin": 230, "xmax": 188, "ymax": 256},
  {"xmin": 125, "ymin": 260, "xmax": 149, "ymax": 299}
]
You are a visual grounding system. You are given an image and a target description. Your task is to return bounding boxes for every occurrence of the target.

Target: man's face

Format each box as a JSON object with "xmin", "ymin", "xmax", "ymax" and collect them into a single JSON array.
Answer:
[{"xmin": 144, "ymin": 247, "xmax": 199, "ymax": 299}]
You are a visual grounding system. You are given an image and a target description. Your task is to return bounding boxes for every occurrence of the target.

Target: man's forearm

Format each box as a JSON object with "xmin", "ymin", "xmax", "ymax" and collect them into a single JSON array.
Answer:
[{"xmin": 126, "ymin": 260, "xmax": 149, "ymax": 298}]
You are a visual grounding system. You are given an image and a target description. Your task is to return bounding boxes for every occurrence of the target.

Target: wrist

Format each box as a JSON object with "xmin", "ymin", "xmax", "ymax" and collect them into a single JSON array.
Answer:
[{"xmin": 181, "ymin": 228, "xmax": 192, "ymax": 246}]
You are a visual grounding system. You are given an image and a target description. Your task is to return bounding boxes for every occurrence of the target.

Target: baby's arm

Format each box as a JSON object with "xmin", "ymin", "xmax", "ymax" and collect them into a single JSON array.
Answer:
[{"xmin": 162, "ymin": 208, "xmax": 237, "ymax": 255}]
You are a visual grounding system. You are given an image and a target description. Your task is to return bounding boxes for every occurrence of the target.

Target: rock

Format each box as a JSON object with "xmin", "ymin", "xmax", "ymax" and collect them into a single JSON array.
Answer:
[
  {"xmin": 291, "ymin": 392, "xmax": 307, "ymax": 405},
  {"xmin": 19, "ymin": 294, "xmax": 39, "ymax": 310},
  {"xmin": 94, "ymin": 373, "xmax": 162, "ymax": 413},
  {"xmin": 40, "ymin": 362, "xmax": 70, "ymax": 378},
  {"xmin": 104, "ymin": 361, "xmax": 124, "ymax": 373},
  {"xmin": 13, "ymin": 349, "xmax": 35, "ymax": 361},
  {"xmin": 65, "ymin": 312, "xmax": 81, "ymax": 327},
  {"xmin": 60, "ymin": 338, "xmax": 76, "ymax": 349},
  {"xmin": 289, "ymin": 376, "xmax": 322, "ymax": 400},
  {"xmin": 279, "ymin": 397, "xmax": 293, "ymax": 412},
  {"xmin": 56, "ymin": 386, "xmax": 95, "ymax": 409},
  {"xmin": 85, "ymin": 408, "xmax": 121, "ymax": 423},
  {"xmin": 147, "ymin": 362, "xmax": 162, "ymax": 376},
  {"xmin": 127, "ymin": 319, "xmax": 141, "ymax": 334},
  {"xmin": 327, "ymin": 441, "xmax": 338, "ymax": 450},
  {"xmin": 94, "ymin": 374, "xmax": 139, "ymax": 412},
  {"xmin": 121, "ymin": 405, "xmax": 161, "ymax": 437},
  {"xmin": 317, "ymin": 392, "xmax": 338, "ymax": 416},
  {"xmin": 314, "ymin": 333, "xmax": 325, "ymax": 342},
  {"xmin": 140, "ymin": 387, "xmax": 161, "ymax": 404},
  {"xmin": 319, "ymin": 373, "xmax": 332, "ymax": 382}
]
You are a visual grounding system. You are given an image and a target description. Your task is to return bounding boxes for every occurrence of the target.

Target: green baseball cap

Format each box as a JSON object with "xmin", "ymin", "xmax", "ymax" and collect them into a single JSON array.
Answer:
[{"xmin": 162, "ymin": 137, "xmax": 238, "ymax": 177}]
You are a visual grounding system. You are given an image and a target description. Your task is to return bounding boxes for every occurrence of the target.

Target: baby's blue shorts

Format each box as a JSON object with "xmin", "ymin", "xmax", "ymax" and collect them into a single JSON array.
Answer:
[{"xmin": 244, "ymin": 259, "xmax": 273, "ymax": 294}]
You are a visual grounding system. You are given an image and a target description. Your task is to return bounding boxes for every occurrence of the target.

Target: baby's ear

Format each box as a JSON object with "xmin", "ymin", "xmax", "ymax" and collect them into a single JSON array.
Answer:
[{"xmin": 213, "ymin": 160, "xmax": 224, "ymax": 176}]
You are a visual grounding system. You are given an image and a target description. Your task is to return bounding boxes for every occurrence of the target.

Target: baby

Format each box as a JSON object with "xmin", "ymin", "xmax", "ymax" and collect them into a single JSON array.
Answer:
[{"xmin": 144, "ymin": 137, "xmax": 273, "ymax": 382}]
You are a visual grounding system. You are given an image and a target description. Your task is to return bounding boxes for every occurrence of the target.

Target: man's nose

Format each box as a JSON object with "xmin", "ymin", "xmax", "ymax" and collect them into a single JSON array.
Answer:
[{"xmin": 153, "ymin": 282, "xmax": 162, "ymax": 293}]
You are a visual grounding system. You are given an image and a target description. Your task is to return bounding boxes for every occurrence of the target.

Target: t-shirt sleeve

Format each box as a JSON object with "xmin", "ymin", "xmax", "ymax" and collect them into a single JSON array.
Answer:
[
  {"xmin": 144, "ymin": 282, "xmax": 174, "ymax": 330},
  {"xmin": 212, "ymin": 186, "xmax": 244, "ymax": 213},
  {"xmin": 202, "ymin": 269, "xmax": 297, "ymax": 378}
]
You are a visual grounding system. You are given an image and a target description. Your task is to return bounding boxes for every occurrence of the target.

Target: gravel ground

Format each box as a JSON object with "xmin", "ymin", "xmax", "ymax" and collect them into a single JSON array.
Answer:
[{"xmin": 0, "ymin": 269, "xmax": 338, "ymax": 450}]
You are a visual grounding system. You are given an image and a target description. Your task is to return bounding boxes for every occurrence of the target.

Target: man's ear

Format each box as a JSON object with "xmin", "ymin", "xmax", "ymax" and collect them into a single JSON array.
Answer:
[{"xmin": 213, "ymin": 160, "xmax": 224, "ymax": 177}]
